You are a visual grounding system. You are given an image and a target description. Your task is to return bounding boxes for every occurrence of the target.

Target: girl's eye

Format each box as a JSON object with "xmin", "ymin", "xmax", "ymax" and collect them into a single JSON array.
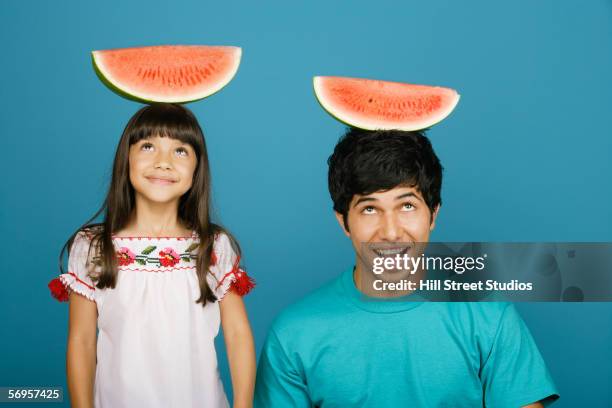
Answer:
[
  {"xmin": 141, "ymin": 143, "xmax": 154, "ymax": 151},
  {"xmin": 175, "ymin": 147, "xmax": 188, "ymax": 157},
  {"xmin": 362, "ymin": 206, "xmax": 377, "ymax": 215}
]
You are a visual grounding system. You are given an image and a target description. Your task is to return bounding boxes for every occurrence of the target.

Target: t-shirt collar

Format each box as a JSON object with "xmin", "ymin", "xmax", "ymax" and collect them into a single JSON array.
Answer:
[{"xmin": 339, "ymin": 266, "xmax": 424, "ymax": 313}]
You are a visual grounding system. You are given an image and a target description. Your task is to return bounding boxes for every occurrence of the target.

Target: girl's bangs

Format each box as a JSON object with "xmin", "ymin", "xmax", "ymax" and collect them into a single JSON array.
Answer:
[{"xmin": 127, "ymin": 104, "xmax": 203, "ymax": 147}]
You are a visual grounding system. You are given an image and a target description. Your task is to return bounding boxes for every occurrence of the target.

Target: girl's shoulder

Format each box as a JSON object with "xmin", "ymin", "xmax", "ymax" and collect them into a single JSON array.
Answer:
[
  {"xmin": 208, "ymin": 232, "xmax": 255, "ymax": 298},
  {"xmin": 70, "ymin": 226, "xmax": 102, "ymax": 255},
  {"xmin": 211, "ymin": 231, "xmax": 235, "ymax": 253},
  {"xmin": 51, "ymin": 226, "xmax": 103, "ymax": 302},
  {"xmin": 72, "ymin": 225, "xmax": 104, "ymax": 247},
  {"xmin": 189, "ymin": 230, "xmax": 238, "ymax": 255}
]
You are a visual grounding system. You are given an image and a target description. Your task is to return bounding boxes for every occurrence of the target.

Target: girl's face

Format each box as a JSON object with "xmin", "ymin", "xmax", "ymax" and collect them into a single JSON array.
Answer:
[{"xmin": 128, "ymin": 135, "xmax": 198, "ymax": 205}]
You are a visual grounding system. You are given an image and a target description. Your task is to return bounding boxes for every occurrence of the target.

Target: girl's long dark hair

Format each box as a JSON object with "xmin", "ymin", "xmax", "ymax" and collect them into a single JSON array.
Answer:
[{"xmin": 59, "ymin": 103, "xmax": 238, "ymax": 305}]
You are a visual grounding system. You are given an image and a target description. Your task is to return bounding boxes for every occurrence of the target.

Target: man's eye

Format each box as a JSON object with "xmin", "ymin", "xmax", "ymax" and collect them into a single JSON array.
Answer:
[
  {"xmin": 402, "ymin": 203, "xmax": 415, "ymax": 211},
  {"xmin": 175, "ymin": 147, "xmax": 188, "ymax": 157},
  {"xmin": 362, "ymin": 206, "xmax": 377, "ymax": 214}
]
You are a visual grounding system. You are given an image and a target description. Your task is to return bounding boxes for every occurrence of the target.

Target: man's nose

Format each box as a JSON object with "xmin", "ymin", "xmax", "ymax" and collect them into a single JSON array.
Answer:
[{"xmin": 380, "ymin": 213, "xmax": 402, "ymax": 241}]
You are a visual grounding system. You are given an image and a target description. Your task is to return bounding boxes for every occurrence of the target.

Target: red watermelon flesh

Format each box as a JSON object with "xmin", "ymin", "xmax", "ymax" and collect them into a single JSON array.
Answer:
[
  {"xmin": 313, "ymin": 76, "xmax": 460, "ymax": 131},
  {"xmin": 92, "ymin": 45, "xmax": 242, "ymax": 103}
]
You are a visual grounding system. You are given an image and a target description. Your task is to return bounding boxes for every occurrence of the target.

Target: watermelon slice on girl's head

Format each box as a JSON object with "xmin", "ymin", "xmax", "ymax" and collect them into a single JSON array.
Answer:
[
  {"xmin": 313, "ymin": 76, "xmax": 460, "ymax": 131},
  {"xmin": 92, "ymin": 45, "xmax": 242, "ymax": 103}
]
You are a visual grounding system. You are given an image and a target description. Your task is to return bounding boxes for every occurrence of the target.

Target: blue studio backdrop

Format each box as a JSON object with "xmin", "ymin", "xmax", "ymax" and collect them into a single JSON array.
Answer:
[{"xmin": 1, "ymin": 0, "xmax": 611, "ymax": 406}]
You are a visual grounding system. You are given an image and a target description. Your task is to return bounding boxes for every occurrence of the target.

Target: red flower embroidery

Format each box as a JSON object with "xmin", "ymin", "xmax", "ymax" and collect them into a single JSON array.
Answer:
[
  {"xmin": 159, "ymin": 247, "xmax": 180, "ymax": 267},
  {"xmin": 48, "ymin": 278, "xmax": 69, "ymax": 302},
  {"xmin": 117, "ymin": 247, "xmax": 136, "ymax": 266}
]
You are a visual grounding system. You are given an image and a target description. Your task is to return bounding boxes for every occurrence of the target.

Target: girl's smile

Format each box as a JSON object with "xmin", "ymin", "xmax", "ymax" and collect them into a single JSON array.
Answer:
[{"xmin": 145, "ymin": 175, "xmax": 178, "ymax": 185}]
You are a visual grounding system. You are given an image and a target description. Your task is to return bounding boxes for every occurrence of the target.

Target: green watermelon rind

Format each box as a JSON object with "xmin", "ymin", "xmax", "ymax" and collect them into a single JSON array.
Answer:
[
  {"xmin": 92, "ymin": 55, "xmax": 147, "ymax": 103},
  {"xmin": 312, "ymin": 76, "xmax": 460, "ymax": 131},
  {"xmin": 91, "ymin": 46, "xmax": 242, "ymax": 104}
]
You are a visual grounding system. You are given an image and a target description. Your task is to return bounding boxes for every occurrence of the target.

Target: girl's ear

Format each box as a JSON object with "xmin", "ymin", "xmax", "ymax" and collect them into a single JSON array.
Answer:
[{"xmin": 334, "ymin": 211, "xmax": 351, "ymax": 237}]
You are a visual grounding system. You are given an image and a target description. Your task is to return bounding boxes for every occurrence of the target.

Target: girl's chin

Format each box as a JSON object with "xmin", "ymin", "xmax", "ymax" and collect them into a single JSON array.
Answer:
[{"xmin": 134, "ymin": 191, "xmax": 185, "ymax": 206}]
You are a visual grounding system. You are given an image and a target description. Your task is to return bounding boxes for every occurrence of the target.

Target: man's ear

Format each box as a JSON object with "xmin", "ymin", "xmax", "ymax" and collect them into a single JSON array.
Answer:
[
  {"xmin": 430, "ymin": 205, "xmax": 440, "ymax": 231},
  {"xmin": 334, "ymin": 211, "xmax": 351, "ymax": 237}
]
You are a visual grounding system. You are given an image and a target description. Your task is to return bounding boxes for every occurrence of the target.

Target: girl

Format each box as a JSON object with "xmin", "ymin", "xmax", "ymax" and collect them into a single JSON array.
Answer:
[{"xmin": 48, "ymin": 103, "xmax": 256, "ymax": 408}]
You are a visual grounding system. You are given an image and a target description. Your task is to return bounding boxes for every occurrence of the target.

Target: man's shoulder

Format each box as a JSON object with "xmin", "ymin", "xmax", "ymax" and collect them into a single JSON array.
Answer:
[
  {"xmin": 434, "ymin": 302, "xmax": 519, "ymax": 341},
  {"xmin": 440, "ymin": 301, "xmax": 511, "ymax": 317},
  {"xmin": 436, "ymin": 301, "xmax": 513, "ymax": 325},
  {"xmin": 270, "ymin": 273, "xmax": 346, "ymax": 337}
]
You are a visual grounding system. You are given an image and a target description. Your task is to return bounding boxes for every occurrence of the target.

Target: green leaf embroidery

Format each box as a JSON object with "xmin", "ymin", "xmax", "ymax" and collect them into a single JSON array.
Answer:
[
  {"xmin": 185, "ymin": 243, "xmax": 199, "ymax": 253},
  {"xmin": 141, "ymin": 246, "xmax": 157, "ymax": 255},
  {"xmin": 136, "ymin": 258, "xmax": 146, "ymax": 265},
  {"xmin": 181, "ymin": 257, "xmax": 191, "ymax": 263}
]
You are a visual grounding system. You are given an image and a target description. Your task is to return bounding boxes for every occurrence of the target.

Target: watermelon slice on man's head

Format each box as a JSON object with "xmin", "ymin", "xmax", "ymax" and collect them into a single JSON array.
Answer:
[
  {"xmin": 313, "ymin": 76, "xmax": 460, "ymax": 131},
  {"xmin": 92, "ymin": 45, "xmax": 242, "ymax": 103}
]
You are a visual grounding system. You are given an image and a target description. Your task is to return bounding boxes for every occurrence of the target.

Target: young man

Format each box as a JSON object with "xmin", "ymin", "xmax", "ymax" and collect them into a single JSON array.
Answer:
[{"xmin": 254, "ymin": 128, "xmax": 559, "ymax": 407}]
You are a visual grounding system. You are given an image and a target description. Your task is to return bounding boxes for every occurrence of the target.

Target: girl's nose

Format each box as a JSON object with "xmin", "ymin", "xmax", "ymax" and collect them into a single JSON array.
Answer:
[
  {"xmin": 154, "ymin": 161, "xmax": 172, "ymax": 170},
  {"xmin": 154, "ymin": 150, "xmax": 173, "ymax": 170}
]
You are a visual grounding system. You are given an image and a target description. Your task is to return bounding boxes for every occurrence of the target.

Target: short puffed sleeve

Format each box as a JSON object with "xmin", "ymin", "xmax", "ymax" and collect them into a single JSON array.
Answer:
[
  {"xmin": 48, "ymin": 231, "xmax": 98, "ymax": 303},
  {"xmin": 206, "ymin": 233, "xmax": 255, "ymax": 301}
]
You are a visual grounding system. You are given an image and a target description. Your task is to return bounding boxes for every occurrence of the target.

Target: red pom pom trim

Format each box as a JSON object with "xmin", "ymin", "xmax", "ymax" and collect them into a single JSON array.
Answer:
[
  {"xmin": 48, "ymin": 278, "xmax": 69, "ymax": 302},
  {"xmin": 230, "ymin": 268, "xmax": 256, "ymax": 296},
  {"xmin": 215, "ymin": 256, "xmax": 255, "ymax": 297}
]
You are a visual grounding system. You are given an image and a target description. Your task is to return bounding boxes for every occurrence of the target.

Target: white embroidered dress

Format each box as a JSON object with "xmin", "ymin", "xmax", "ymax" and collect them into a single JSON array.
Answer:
[{"xmin": 58, "ymin": 231, "xmax": 240, "ymax": 408}]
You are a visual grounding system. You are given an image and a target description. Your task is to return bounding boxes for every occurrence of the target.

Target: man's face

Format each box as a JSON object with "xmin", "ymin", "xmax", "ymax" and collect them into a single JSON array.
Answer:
[{"xmin": 335, "ymin": 185, "xmax": 439, "ymax": 271}]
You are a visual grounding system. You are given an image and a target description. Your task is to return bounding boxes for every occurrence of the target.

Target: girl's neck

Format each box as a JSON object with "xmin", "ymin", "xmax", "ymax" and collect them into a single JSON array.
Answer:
[{"xmin": 117, "ymin": 197, "xmax": 191, "ymax": 237}]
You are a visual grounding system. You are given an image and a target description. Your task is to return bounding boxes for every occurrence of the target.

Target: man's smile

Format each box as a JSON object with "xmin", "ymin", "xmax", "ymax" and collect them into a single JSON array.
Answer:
[{"xmin": 370, "ymin": 244, "xmax": 412, "ymax": 257}]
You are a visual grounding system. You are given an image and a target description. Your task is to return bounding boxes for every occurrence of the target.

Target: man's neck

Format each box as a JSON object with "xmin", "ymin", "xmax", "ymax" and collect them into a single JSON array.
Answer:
[{"xmin": 353, "ymin": 261, "xmax": 422, "ymax": 298}]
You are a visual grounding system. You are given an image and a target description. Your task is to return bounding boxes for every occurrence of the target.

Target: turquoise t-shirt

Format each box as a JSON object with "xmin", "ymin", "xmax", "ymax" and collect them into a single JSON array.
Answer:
[{"xmin": 255, "ymin": 267, "xmax": 559, "ymax": 408}]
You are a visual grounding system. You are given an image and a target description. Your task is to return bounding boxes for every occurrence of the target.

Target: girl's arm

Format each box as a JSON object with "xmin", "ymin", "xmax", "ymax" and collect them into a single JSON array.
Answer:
[
  {"xmin": 220, "ymin": 291, "xmax": 256, "ymax": 408},
  {"xmin": 66, "ymin": 293, "xmax": 97, "ymax": 408}
]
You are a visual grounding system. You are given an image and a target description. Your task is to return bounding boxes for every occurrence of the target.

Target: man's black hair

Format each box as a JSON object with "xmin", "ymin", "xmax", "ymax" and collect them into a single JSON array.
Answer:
[{"xmin": 327, "ymin": 128, "xmax": 443, "ymax": 230}]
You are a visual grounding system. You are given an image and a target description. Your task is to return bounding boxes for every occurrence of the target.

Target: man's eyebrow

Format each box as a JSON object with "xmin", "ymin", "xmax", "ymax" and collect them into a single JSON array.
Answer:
[
  {"xmin": 395, "ymin": 192, "xmax": 424, "ymax": 202},
  {"xmin": 352, "ymin": 197, "xmax": 378, "ymax": 207}
]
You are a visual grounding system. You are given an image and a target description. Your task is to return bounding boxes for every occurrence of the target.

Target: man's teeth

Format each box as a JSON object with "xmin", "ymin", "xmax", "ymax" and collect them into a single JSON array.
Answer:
[{"xmin": 376, "ymin": 248, "xmax": 406, "ymax": 256}]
